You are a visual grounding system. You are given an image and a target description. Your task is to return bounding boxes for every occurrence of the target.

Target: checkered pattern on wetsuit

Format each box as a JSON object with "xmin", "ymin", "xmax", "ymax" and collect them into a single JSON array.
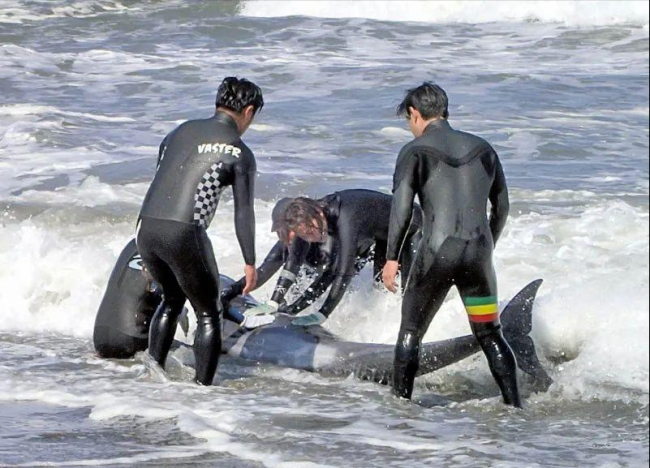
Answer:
[{"xmin": 193, "ymin": 163, "xmax": 226, "ymax": 228}]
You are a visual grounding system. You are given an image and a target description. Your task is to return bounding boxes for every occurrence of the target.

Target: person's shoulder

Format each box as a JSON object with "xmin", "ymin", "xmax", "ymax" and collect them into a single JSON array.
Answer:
[
  {"xmin": 456, "ymin": 128, "xmax": 494, "ymax": 151},
  {"xmin": 228, "ymin": 139, "xmax": 255, "ymax": 175},
  {"xmin": 397, "ymin": 137, "xmax": 427, "ymax": 162},
  {"xmin": 237, "ymin": 139, "xmax": 254, "ymax": 156},
  {"xmin": 234, "ymin": 139, "xmax": 255, "ymax": 164},
  {"xmin": 176, "ymin": 116, "xmax": 206, "ymax": 132},
  {"xmin": 162, "ymin": 119, "xmax": 191, "ymax": 141}
]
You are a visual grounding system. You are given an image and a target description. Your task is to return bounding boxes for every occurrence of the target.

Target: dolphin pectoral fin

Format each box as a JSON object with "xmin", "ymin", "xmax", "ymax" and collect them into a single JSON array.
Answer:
[{"xmin": 501, "ymin": 279, "xmax": 554, "ymax": 391}]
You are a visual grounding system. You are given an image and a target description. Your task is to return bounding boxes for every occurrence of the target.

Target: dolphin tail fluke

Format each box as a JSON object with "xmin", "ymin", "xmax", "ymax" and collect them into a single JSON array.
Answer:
[{"xmin": 501, "ymin": 279, "xmax": 554, "ymax": 392}]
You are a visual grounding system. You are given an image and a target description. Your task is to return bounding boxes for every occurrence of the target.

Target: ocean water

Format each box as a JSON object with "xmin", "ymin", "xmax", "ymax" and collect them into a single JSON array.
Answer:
[{"xmin": 0, "ymin": 1, "xmax": 648, "ymax": 467}]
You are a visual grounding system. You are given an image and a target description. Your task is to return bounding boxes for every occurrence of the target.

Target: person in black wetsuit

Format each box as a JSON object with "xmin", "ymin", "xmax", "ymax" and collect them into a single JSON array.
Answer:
[
  {"xmin": 136, "ymin": 77, "xmax": 263, "ymax": 386},
  {"xmin": 383, "ymin": 83, "xmax": 521, "ymax": 407},
  {"xmin": 240, "ymin": 190, "xmax": 423, "ymax": 327}
]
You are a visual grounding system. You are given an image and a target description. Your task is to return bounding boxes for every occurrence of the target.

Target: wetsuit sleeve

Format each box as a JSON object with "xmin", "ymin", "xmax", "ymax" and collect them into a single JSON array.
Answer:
[
  {"xmin": 233, "ymin": 151, "xmax": 257, "ymax": 266},
  {"xmin": 489, "ymin": 154, "xmax": 510, "ymax": 246},
  {"xmin": 316, "ymin": 274, "xmax": 354, "ymax": 318},
  {"xmin": 387, "ymin": 147, "xmax": 420, "ymax": 261},
  {"xmin": 311, "ymin": 215, "xmax": 359, "ymax": 318},
  {"xmin": 283, "ymin": 270, "xmax": 337, "ymax": 316},
  {"xmin": 283, "ymin": 214, "xmax": 359, "ymax": 318},
  {"xmin": 270, "ymin": 237, "xmax": 310, "ymax": 304}
]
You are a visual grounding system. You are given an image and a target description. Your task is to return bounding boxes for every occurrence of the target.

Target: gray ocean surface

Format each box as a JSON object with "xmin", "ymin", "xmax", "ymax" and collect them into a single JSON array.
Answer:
[{"xmin": 0, "ymin": 1, "xmax": 648, "ymax": 467}]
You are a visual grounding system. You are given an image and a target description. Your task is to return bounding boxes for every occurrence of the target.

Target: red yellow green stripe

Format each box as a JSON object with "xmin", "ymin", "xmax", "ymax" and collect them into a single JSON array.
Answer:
[
  {"xmin": 464, "ymin": 296, "xmax": 497, "ymax": 307},
  {"xmin": 469, "ymin": 313, "xmax": 499, "ymax": 323},
  {"xmin": 464, "ymin": 296, "xmax": 499, "ymax": 323}
]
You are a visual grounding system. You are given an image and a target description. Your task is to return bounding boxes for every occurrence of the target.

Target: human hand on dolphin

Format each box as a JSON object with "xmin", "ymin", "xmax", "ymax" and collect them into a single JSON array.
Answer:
[
  {"xmin": 243, "ymin": 264, "xmax": 258, "ymax": 295},
  {"xmin": 382, "ymin": 260, "xmax": 400, "ymax": 293}
]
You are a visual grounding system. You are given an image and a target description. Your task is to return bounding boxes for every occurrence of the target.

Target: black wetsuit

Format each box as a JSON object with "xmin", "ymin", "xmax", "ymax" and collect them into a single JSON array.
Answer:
[
  {"xmin": 93, "ymin": 240, "xmax": 160, "ymax": 359},
  {"xmin": 270, "ymin": 190, "xmax": 422, "ymax": 320},
  {"xmin": 137, "ymin": 111, "xmax": 256, "ymax": 385},
  {"xmin": 388, "ymin": 120, "xmax": 521, "ymax": 407}
]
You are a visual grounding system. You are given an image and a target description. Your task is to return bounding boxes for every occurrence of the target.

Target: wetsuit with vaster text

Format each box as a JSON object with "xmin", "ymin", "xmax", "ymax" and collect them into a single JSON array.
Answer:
[
  {"xmin": 137, "ymin": 111, "xmax": 256, "ymax": 385},
  {"xmin": 271, "ymin": 189, "xmax": 423, "ymax": 320},
  {"xmin": 388, "ymin": 119, "xmax": 521, "ymax": 406}
]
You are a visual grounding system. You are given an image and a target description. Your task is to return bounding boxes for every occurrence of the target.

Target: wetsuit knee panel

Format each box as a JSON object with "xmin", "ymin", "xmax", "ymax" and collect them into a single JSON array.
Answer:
[{"xmin": 395, "ymin": 332, "xmax": 421, "ymax": 362}]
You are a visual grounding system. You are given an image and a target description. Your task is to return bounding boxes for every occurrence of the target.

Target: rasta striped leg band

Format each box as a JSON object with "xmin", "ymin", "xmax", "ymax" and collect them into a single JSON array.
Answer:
[{"xmin": 464, "ymin": 296, "xmax": 499, "ymax": 323}]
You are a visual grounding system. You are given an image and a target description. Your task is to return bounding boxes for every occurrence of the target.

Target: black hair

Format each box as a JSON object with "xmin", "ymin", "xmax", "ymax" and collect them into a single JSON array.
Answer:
[
  {"xmin": 397, "ymin": 82, "xmax": 449, "ymax": 120},
  {"xmin": 216, "ymin": 77, "xmax": 264, "ymax": 115}
]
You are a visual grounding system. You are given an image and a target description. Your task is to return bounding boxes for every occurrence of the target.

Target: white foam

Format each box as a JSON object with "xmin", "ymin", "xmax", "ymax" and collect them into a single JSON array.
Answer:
[
  {"xmin": 1, "ymin": 195, "xmax": 649, "ymax": 404},
  {"xmin": 0, "ymin": 0, "xmax": 139, "ymax": 24},
  {"xmin": 240, "ymin": 1, "xmax": 650, "ymax": 27},
  {"xmin": 9, "ymin": 176, "xmax": 148, "ymax": 208},
  {"xmin": 376, "ymin": 127, "xmax": 413, "ymax": 140}
]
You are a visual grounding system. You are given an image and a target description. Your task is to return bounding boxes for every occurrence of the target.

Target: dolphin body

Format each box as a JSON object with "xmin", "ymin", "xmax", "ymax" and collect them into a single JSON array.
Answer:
[{"xmin": 217, "ymin": 278, "xmax": 553, "ymax": 391}]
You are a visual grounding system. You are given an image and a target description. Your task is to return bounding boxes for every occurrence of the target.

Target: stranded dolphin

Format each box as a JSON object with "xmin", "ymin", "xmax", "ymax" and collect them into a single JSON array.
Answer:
[
  {"xmin": 218, "ymin": 277, "xmax": 553, "ymax": 390},
  {"xmin": 93, "ymin": 242, "xmax": 552, "ymax": 390}
]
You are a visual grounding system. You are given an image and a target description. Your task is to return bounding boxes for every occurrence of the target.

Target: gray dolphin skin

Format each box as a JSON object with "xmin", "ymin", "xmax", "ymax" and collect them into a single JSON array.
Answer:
[{"xmin": 219, "ymin": 277, "xmax": 553, "ymax": 391}]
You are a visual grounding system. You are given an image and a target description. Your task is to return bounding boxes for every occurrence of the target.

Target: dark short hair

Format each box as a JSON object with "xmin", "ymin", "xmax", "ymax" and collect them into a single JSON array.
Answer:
[
  {"xmin": 216, "ymin": 77, "xmax": 264, "ymax": 115},
  {"xmin": 275, "ymin": 197, "xmax": 326, "ymax": 245},
  {"xmin": 397, "ymin": 82, "xmax": 449, "ymax": 120}
]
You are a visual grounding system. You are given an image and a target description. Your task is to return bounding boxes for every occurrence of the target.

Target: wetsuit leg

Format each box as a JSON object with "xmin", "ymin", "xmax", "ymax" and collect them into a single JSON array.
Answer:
[
  {"xmin": 139, "ymin": 249, "xmax": 187, "ymax": 370},
  {"xmin": 138, "ymin": 218, "xmax": 223, "ymax": 386},
  {"xmin": 170, "ymin": 227, "xmax": 223, "ymax": 386},
  {"xmin": 394, "ymin": 263, "xmax": 453, "ymax": 400},
  {"xmin": 456, "ymin": 240, "xmax": 521, "ymax": 408}
]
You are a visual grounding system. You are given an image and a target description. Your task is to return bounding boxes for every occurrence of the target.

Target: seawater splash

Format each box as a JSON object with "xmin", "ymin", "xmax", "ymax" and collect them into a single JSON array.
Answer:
[
  {"xmin": 0, "ymin": 181, "xmax": 647, "ymax": 405},
  {"xmin": 241, "ymin": 1, "xmax": 650, "ymax": 27}
]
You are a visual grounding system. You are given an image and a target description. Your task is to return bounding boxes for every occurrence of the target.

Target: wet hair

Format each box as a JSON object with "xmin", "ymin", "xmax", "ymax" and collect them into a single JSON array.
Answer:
[
  {"xmin": 275, "ymin": 197, "xmax": 327, "ymax": 245},
  {"xmin": 216, "ymin": 77, "xmax": 264, "ymax": 115},
  {"xmin": 397, "ymin": 82, "xmax": 449, "ymax": 120}
]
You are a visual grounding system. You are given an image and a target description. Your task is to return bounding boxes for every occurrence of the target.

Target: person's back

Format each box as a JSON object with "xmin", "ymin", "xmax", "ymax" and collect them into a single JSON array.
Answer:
[
  {"xmin": 384, "ymin": 82, "xmax": 519, "ymax": 407},
  {"xmin": 407, "ymin": 123, "xmax": 496, "ymax": 243},
  {"xmin": 139, "ymin": 113, "xmax": 254, "ymax": 228}
]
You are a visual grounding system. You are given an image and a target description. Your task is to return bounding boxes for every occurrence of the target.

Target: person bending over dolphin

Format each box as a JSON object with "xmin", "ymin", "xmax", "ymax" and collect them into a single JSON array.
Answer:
[
  {"xmin": 221, "ymin": 198, "xmax": 330, "ymax": 306},
  {"xmin": 136, "ymin": 77, "xmax": 263, "ymax": 386},
  {"xmin": 245, "ymin": 190, "xmax": 423, "ymax": 327},
  {"xmin": 383, "ymin": 83, "xmax": 521, "ymax": 407}
]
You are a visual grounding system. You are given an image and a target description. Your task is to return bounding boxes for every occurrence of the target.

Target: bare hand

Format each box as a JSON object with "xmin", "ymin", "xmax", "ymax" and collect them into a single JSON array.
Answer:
[
  {"xmin": 243, "ymin": 265, "xmax": 258, "ymax": 295},
  {"xmin": 382, "ymin": 260, "xmax": 400, "ymax": 294}
]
